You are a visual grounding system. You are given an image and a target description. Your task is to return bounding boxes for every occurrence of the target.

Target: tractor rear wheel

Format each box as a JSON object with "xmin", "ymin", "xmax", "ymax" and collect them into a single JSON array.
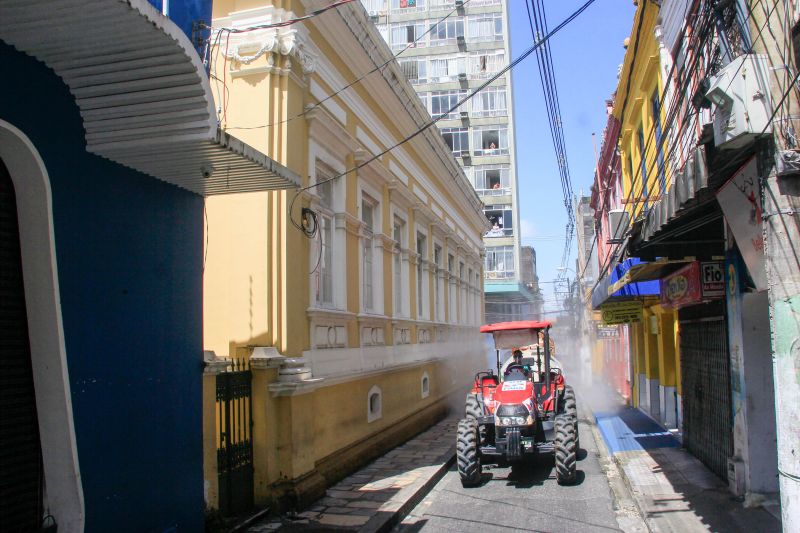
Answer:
[
  {"xmin": 563, "ymin": 385, "xmax": 579, "ymax": 449},
  {"xmin": 457, "ymin": 418, "xmax": 482, "ymax": 487},
  {"xmin": 554, "ymin": 414, "xmax": 577, "ymax": 485},
  {"xmin": 465, "ymin": 393, "xmax": 482, "ymax": 419}
]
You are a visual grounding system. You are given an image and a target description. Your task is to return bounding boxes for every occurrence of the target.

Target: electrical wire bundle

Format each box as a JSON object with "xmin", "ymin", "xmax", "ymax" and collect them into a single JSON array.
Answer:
[{"xmin": 525, "ymin": 0, "xmax": 575, "ymax": 282}]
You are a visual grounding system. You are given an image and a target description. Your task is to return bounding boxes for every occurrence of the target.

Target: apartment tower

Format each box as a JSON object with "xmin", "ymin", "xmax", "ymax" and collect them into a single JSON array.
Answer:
[{"xmin": 362, "ymin": 0, "xmax": 535, "ymax": 323}]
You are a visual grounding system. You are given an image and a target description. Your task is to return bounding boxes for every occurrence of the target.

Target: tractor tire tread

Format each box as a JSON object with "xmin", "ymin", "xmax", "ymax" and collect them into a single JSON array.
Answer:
[
  {"xmin": 465, "ymin": 393, "xmax": 483, "ymax": 420},
  {"xmin": 456, "ymin": 418, "xmax": 482, "ymax": 487},
  {"xmin": 554, "ymin": 414, "xmax": 577, "ymax": 485}
]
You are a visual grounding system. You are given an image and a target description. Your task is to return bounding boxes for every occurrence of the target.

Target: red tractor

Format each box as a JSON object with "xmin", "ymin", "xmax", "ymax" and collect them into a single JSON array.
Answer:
[{"xmin": 457, "ymin": 321, "xmax": 579, "ymax": 486}]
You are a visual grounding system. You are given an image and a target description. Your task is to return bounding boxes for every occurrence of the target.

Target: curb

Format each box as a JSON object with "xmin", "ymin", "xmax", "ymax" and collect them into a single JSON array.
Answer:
[
  {"xmin": 361, "ymin": 446, "xmax": 456, "ymax": 533},
  {"xmin": 585, "ymin": 411, "xmax": 650, "ymax": 533}
]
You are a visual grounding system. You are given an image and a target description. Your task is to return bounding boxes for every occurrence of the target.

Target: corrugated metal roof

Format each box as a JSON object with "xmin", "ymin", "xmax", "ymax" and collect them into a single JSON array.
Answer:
[{"xmin": 0, "ymin": 0, "xmax": 299, "ymax": 195}]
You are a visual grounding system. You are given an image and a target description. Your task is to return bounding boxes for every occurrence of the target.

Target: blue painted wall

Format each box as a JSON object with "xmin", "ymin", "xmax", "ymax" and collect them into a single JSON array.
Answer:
[
  {"xmin": 0, "ymin": 42, "xmax": 204, "ymax": 532},
  {"xmin": 147, "ymin": 0, "xmax": 212, "ymax": 45}
]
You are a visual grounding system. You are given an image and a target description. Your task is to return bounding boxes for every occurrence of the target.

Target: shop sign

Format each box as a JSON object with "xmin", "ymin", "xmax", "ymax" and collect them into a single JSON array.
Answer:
[
  {"xmin": 661, "ymin": 262, "xmax": 701, "ymax": 309},
  {"xmin": 596, "ymin": 326, "xmax": 620, "ymax": 338},
  {"xmin": 600, "ymin": 301, "xmax": 643, "ymax": 325},
  {"xmin": 701, "ymin": 261, "xmax": 725, "ymax": 297},
  {"xmin": 716, "ymin": 157, "xmax": 768, "ymax": 291}
]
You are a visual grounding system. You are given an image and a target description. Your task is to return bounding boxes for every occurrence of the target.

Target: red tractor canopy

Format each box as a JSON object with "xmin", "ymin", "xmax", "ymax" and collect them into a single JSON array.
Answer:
[{"xmin": 480, "ymin": 320, "xmax": 552, "ymax": 350}]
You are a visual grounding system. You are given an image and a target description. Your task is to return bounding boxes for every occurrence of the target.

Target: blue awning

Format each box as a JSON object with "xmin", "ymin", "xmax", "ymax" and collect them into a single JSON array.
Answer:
[{"xmin": 592, "ymin": 258, "xmax": 660, "ymax": 309}]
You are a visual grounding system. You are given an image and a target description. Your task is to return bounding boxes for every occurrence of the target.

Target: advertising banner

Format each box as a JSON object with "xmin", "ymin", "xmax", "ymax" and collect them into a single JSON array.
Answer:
[
  {"xmin": 700, "ymin": 261, "xmax": 725, "ymax": 297},
  {"xmin": 716, "ymin": 157, "xmax": 768, "ymax": 291},
  {"xmin": 661, "ymin": 262, "xmax": 702, "ymax": 309}
]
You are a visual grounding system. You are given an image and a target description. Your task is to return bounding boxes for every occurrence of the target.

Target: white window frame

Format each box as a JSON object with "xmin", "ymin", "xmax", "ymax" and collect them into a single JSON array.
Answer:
[
  {"xmin": 485, "ymin": 245, "xmax": 515, "ymax": 279},
  {"xmin": 361, "ymin": 192, "xmax": 381, "ymax": 314},
  {"xmin": 311, "ymin": 157, "xmax": 345, "ymax": 310},
  {"xmin": 398, "ymin": 57, "xmax": 428, "ymax": 84},
  {"xmin": 467, "ymin": 12, "xmax": 503, "ymax": 42},
  {"xmin": 472, "ymin": 125, "xmax": 509, "ymax": 156},
  {"xmin": 469, "ymin": 50, "xmax": 505, "ymax": 78},
  {"xmin": 447, "ymin": 253, "xmax": 456, "ymax": 324},
  {"xmin": 471, "ymin": 85, "xmax": 507, "ymax": 118},
  {"xmin": 416, "ymin": 230, "xmax": 429, "ymax": 320},
  {"xmin": 472, "ymin": 164, "xmax": 510, "ymax": 195},
  {"xmin": 392, "ymin": 213, "xmax": 408, "ymax": 318},
  {"xmin": 430, "ymin": 89, "xmax": 468, "ymax": 119},
  {"xmin": 390, "ymin": 21, "xmax": 427, "ymax": 50},
  {"xmin": 390, "ymin": 0, "xmax": 426, "ymax": 14},
  {"xmin": 433, "ymin": 243, "xmax": 444, "ymax": 322},
  {"xmin": 429, "ymin": 17, "xmax": 464, "ymax": 46},
  {"xmin": 428, "ymin": 54, "xmax": 466, "ymax": 83},
  {"xmin": 440, "ymin": 127, "xmax": 470, "ymax": 156}
]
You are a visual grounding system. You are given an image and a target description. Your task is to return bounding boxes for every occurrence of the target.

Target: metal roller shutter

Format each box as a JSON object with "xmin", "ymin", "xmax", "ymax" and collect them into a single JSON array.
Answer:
[{"xmin": 679, "ymin": 300, "xmax": 733, "ymax": 481}]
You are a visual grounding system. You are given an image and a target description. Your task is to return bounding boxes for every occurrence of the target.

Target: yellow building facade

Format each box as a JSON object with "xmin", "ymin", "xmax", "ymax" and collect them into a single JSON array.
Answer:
[
  {"xmin": 611, "ymin": 1, "xmax": 681, "ymax": 429},
  {"xmin": 202, "ymin": 0, "xmax": 489, "ymax": 511}
]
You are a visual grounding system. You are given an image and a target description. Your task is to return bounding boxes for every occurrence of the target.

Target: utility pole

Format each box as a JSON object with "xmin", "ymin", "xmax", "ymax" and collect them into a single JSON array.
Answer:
[{"xmin": 752, "ymin": 2, "xmax": 800, "ymax": 529}]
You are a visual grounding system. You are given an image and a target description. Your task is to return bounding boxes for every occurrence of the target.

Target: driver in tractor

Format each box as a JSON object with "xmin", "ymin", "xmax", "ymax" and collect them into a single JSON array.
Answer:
[{"xmin": 503, "ymin": 349, "xmax": 531, "ymax": 381}]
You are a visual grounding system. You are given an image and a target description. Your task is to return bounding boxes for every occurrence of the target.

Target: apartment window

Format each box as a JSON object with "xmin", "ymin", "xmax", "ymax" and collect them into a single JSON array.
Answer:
[
  {"xmin": 472, "ymin": 86, "xmax": 507, "ymax": 118},
  {"xmin": 430, "ymin": 17, "xmax": 464, "ymax": 45},
  {"xmin": 431, "ymin": 90, "xmax": 468, "ymax": 119},
  {"xmin": 417, "ymin": 233, "xmax": 427, "ymax": 318},
  {"xmin": 467, "ymin": 13, "xmax": 503, "ymax": 42},
  {"xmin": 440, "ymin": 127, "xmax": 469, "ymax": 155},
  {"xmin": 637, "ymin": 126, "xmax": 648, "ymax": 204},
  {"xmin": 390, "ymin": 22, "xmax": 426, "ymax": 49},
  {"xmin": 469, "ymin": 50, "xmax": 504, "ymax": 78},
  {"xmin": 391, "ymin": 0, "xmax": 425, "ymax": 11},
  {"xmin": 485, "ymin": 245, "xmax": 514, "ymax": 279},
  {"xmin": 399, "ymin": 58, "xmax": 427, "ymax": 84},
  {"xmin": 472, "ymin": 126, "xmax": 508, "ymax": 156},
  {"xmin": 393, "ymin": 217, "xmax": 405, "ymax": 316},
  {"xmin": 315, "ymin": 162, "xmax": 336, "ymax": 307},
  {"xmin": 651, "ymin": 88, "xmax": 666, "ymax": 194},
  {"xmin": 484, "ymin": 204, "xmax": 513, "ymax": 237},
  {"xmin": 434, "ymin": 244, "xmax": 443, "ymax": 321},
  {"xmin": 472, "ymin": 164, "xmax": 510, "ymax": 194},
  {"xmin": 429, "ymin": 55, "xmax": 466, "ymax": 82},
  {"xmin": 362, "ymin": 0, "xmax": 388, "ymax": 13},
  {"xmin": 362, "ymin": 196, "xmax": 376, "ymax": 311}
]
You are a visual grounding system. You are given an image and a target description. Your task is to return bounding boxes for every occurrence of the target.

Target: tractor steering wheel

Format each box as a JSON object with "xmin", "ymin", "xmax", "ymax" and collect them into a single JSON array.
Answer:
[{"xmin": 505, "ymin": 363, "xmax": 529, "ymax": 377}]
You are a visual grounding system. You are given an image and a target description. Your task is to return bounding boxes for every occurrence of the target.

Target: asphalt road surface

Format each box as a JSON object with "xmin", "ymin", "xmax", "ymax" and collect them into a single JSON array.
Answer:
[{"xmin": 394, "ymin": 418, "xmax": 624, "ymax": 533}]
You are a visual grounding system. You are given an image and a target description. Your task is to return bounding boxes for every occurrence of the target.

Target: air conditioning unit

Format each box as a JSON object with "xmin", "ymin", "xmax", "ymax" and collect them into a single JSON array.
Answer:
[
  {"xmin": 460, "ymin": 110, "xmax": 469, "ymax": 119},
  {"xmin": 457, "ymin": 35, "xmax": 466, "ymax": 46},
  {"xmin": 458, "ymin": 72, "xmax": 467, "ymax": 81},
  {"xmin": 706, "ymin": 54, "xmax": 772, "ymax": 150},
  {"xmin": 455, "ymin": 0, "xmax": 464, "ymax": 7},
  {"xmin": 607, "ymin": 209, "xmax": 629, "ymax": 243}
]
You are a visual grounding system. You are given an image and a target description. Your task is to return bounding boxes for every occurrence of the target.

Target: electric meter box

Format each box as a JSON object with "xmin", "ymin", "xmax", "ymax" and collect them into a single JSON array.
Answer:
[{"xmin": 706, "ymin": 54, "xmax": 772, "ymax": 150}]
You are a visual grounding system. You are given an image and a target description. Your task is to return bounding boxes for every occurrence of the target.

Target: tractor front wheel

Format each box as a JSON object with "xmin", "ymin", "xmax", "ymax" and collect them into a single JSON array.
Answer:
[
  {"xmin": 457, "ymin": 418, "xmax": 482, "ymax": 487},
  {"xmin": 554, "ymin": 414, "xmax": 577, "ymax": 485},
  {"xmin": 465, "ymin": 393, "xmax": 482, "ymax": 420}
]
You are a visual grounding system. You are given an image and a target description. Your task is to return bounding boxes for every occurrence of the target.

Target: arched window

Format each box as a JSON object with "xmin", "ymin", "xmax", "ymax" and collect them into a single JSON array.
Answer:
[
  {"xmin": 421, "ymin": 372, "xmax": 430, "ymax": 399},
  {"xmin": 367, "ymin": 385, "xmax": 382, "ymax": 423}
]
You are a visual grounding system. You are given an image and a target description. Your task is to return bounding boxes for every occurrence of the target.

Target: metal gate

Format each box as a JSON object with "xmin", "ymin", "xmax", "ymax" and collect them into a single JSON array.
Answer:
[
  {"xmin": 679, "ymin": 300, "xmax": 732, "ymax": 480},
  {"xmin": 216, "ymin": 357, "xmax": 253, "ymax": 516},
  {"xmin": 0, "ymin": 158, "xmax": 44, "ymax": 531}
]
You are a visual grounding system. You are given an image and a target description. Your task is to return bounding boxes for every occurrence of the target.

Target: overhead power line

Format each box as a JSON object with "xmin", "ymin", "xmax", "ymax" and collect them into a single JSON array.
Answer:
[{"xmin": 287, "ymin": 0, "xmax": 600, "ymax": 234}]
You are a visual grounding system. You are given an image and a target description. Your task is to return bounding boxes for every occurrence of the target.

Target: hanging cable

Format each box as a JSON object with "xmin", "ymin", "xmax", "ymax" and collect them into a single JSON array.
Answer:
[
  {"xmin": 217, "ymin": 0, "xmax": 474, "ymax": 131},
  {"xmin": 288, "ymin": 0, "xmax": 600, "ymax": 236}
]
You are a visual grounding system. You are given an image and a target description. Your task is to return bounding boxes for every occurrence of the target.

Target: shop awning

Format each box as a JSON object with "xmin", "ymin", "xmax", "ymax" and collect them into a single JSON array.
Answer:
[
  {"xmin": 0, "ymin": 0, "xmax": 300, "ymax": 196},
  {"xmin": 605, "ymin": 258, "xmax": 692, "ymax": 296},
  {"xmin": 591, "ymin": 258, "xmax": 661, "ymax": 309},
  {"xmin": 638, "ymin": 145, "xmax": 709, "ymax": 243}
]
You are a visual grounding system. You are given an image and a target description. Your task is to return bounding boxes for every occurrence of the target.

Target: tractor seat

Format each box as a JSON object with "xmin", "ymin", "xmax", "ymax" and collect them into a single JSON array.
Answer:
[{"xmin": 504, "ymin": 368, "xmax": 529, "ymax": 381}]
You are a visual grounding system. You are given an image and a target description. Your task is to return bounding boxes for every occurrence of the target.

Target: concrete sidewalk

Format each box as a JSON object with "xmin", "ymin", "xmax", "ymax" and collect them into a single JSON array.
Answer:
[
  {"xmin": 246, "ymin": 416, "xmax": 458, "ymax": 532},
  {"xmin": 593, "ymin": 403, "xmax": 782, "ymax": 532}
]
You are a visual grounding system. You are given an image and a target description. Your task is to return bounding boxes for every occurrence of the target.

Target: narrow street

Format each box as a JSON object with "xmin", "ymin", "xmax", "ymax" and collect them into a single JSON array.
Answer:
[{"xmin": 395, "ymin": 418, "xmax": 633, "ymax": 533}]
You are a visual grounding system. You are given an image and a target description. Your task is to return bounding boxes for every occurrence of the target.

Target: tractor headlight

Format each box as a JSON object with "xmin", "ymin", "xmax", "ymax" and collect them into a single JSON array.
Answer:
[{"xmin": 496, "ymin": 416, "xmax": 529, "ymax": 426}]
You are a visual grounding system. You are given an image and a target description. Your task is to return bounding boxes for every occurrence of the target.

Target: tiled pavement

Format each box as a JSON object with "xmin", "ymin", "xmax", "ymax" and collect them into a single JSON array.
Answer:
[{"xmin": 247, "ymin": 416, "xmax": 458, "ymax": 532}]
